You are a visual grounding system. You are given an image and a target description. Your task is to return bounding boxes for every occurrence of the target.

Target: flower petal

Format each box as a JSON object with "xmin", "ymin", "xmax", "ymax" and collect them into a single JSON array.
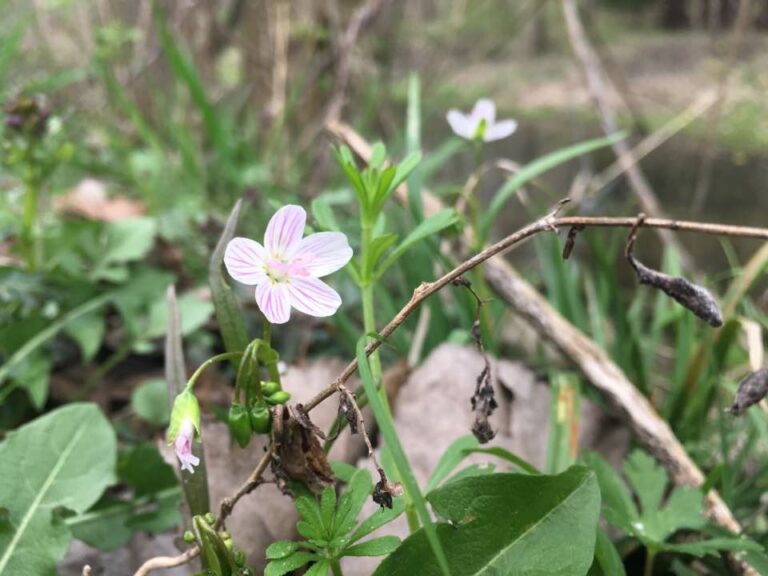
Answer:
[
  {"xmin": 256, "ymin": 282, "xmax": 292, "ymax": 324},
  {"xmin": 287, "ymin": 277, "xmax": 342, "ymax": 318},
  {"xmin": 265, "ymin": 205, "xmax": 306, "ymax": 257},
  {"xmin": 446, "ymin": 110, "xmax": 475, "ymax": 140},
  {"xmin": 484, "ymin": 119, "xmax": 518, "ymax": 142},
  {"xmin": 292, "ymin": 232, "xmax": 353, "ymax": 277},
  {"xmin": 224, "ymin": 237, "xmax": 268, "ymax": 285},
  {"xmin": 471, "ymin": 99, "xmax": 496, "ymax": 125}
]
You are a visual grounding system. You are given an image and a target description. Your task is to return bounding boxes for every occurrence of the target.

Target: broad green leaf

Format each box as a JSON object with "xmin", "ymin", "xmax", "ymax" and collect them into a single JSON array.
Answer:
[
  {"xmin": 14, "ymin": 353, "xmax": 51, "ymax": 410},
  {"xmin": 0, "ymin": 403, "xmax": 117, "ymax": 576},
  {"xmin": 442, "ymin": 463, "xmax": 495, "ymax": 485},
  {"xmin": 425, "ymin": 435, "xmax": 479, "ymax": 493},
  {"xmin": 373, "ymin": 467, "xmax": 600, "ymax": 576},
  {"xmin": 583, "ymin": 452, "xmax": 638, "ymax": 534},
  {"xmin": 118, "ymin": 443, "xmax": 178, "ymax": 497},
  {"xmin": 91, "ymin": 218, "xmax": 156, "ymax": 281},
  {"xmin": 481, "ymin": 132, "xmax": 624, "ymax": 237},
  {"xmin": 143, "ymin": 292, "xmax": 214, "ymax": 341},
  {"xmin": 209, "ymin": 201, "xmax": 249, "ymax": 359},
  {"xmin": 0, "ymin": 294, "xmax": 110, "ymax": 404},
  {"xmin": 266, "ymin": 540, "xmax": 299, "ymax": 560},
  {"xmin": 264, "ymin": 551, "xmax": 318, "ymax": 576},
  {"xmin": 357, "ymin": 339, "xmax": 451, "ymax": 576},
  {"xmin": 131, "ymin": 378, "xmax": 170, "ymax": 426},
  {"xmin": 64, "ymin": 311, "xmax": 104, "ymax": 362},
  {"xmin": 376, "ymin": 209, "xmax": 458, "ymax": 278},
  {"xmin": 345, "ymin": 535, "xmax": 401, "ymax": 557}
]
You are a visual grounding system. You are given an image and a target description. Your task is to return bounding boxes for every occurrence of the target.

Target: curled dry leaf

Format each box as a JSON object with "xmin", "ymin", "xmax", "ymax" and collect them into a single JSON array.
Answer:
[
  {"xmin": 728, "ymin": 369, "xmax": 768, "ymax": 416},
  {"xmin": 625, "ymin": 215, "xmax": 723, "ymax": 327},
  {"xmin": 271, "ymin": 404, "xmax": 334, "ymax": 494},
  {"xmin": 54, "ymin": 178, "xmax": 145, "ymax": 222}
]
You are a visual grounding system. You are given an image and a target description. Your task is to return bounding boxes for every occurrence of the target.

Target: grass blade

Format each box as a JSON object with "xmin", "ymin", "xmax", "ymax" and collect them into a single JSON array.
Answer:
[{"xmin": 356, "ymin": 338, "xmax": 451, "ymax": 576}]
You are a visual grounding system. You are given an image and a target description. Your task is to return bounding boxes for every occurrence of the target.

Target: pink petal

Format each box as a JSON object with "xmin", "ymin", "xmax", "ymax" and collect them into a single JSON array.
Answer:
[
  {"xmin": 256, "ymin": 282, "xmax": 292, "ymax": 324},
  {"xmin": 471, "ymin": 99, "xmax": 496, "ymax": 125},
  {"xmin": 287, "ymin": 277, "xmax": 342, "ymax": 318},
  {"xmin": 224, "ymin": 237, "xmax": 268, "ymax": 285},
  {"xmin": 484, "ymin": 119, "xmax": 518, "ymax": 142},
  {"xmin": 292, "ymin": 232, "xmax": 353, "ymax": 277},
  {"xmin": 446, "ymin": 110, "xmax": 475, "ymax": 140},
  {"xmin": 265, "ymin": 205, "xmax": 306, "ymax": 257}
]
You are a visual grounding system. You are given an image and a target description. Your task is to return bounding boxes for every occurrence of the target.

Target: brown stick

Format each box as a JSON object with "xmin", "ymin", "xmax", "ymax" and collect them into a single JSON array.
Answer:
[
  {"xmin": 133, "ymin": 548, "xmax": 200, "ymax": 576},
  {"xmin": 561, "ymin": 0, "xmax": 694, "ymax": 270}
]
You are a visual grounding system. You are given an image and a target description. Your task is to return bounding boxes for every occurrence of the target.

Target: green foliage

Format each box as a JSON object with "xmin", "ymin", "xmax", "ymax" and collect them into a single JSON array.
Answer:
[
  {"xmin": 265, "ymin": 468, "xmax": 404, "ymax": 576},
  {"xmin": 0, "ymin": 403, "xmax": 117, "ymax": 575},
  {"xmin": 131, "ymin": 378, "xmax": 170, "ymax": 426},
  {"xmin": 585, "ymin": 450, "xmax": 763, "ymax": 561},
  {"xmin": 374, "ymin": 467, "xmax": 600, "ymax": 576}
]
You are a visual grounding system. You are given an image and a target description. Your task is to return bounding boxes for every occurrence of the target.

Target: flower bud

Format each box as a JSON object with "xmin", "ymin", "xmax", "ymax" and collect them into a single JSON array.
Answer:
[
  {"xmin": 167, "ymin": 390, "xmax": 202, "ymax": 474},
  {"xmin": 249, "ymin": 404, "xmax": 272, "ymax": 434},
  {"xmin": 228, "ymin": 403, "xmax": 252, "ymax": 448},
  {"xmin": 183, "ymin": 530, "xmax": 196, "ymax": 544},
  {"xmin": 265, "ymin": 390, "xmax": 291, "ymax": 405},
  {"xmin": 260, "ymin": 381, "xmax": 280, "ymax": 396}
]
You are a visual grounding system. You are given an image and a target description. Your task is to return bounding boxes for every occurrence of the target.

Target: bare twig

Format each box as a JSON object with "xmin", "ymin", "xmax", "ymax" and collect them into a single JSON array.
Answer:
[
  {"xmin": 561, "ymin": 0, "xmax": 694, "ymax": 269},
  {"xmin": 133, "ymin": 548, "xmax": 200, "ymax": 576}
]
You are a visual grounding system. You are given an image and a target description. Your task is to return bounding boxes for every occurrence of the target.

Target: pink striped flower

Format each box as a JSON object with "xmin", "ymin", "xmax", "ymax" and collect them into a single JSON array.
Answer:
[
  {"xmin": 446, "ymin": 99, "xmax": 517, "ymax": 142},
  {"xmin": 174, "ymin": 419, "xmax": 200, "ymax": 474},
  {"xmin": 224, "ymin": 205, "xmax": 353, "ymax": 324}
]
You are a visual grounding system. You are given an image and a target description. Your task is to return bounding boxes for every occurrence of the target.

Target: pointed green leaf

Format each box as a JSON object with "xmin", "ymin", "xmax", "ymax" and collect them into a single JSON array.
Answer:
[
  {"xmin": 376, "ymin": 209, "xmax": 458, "ymax": 278},
  {"xmin": 350, "ymin": 498, "xmax": 405, "ymax": 544},
  {"xmin": 304, "ymin": 559, "xmax": 331, "ymax": 576},
  {"xmin": 320, "ymin": 486, "xmax": 337, "ymax": 536},
  {"xmin": 583, "ymin": 452, "xmax": 638, "ymax": 535},
  {"xmin": 265, "ymin": 551, "xmax": 318, "ymax": 576},
  {"xmin": 335, "ymin": 468, "xmax": 374, "ymax": 537},
  {"xmin": 209, "ymin": 201, "xmax": 249, "ymax": 359},
  {"xmin": 623, "ymin": 451, "xmax": 666, "ymax": 520},
  {"xmin": 345, "ymin": 535, "xmax": 401, "ymax": 557},
  {"xmin": 266, "ymin": 540, "xmax": 299, "ymax": 560},
  {"xmin": 481, "ymin": 133, "xmax": 625, "ymax": 237},
  {"xmin": 425, "ymin": 435, "xmax": 479, "ymax": 493}
]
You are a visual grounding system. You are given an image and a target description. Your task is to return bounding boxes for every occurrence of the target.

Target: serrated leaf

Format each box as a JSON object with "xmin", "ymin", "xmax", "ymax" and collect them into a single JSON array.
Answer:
[
  {"xmin": 264, "ymin": 551, "xmax": 318, "ymax": 576},
  {"xmin": 583, "ymin": 452, "xmax": 638, "ymax": 534},
  {"xmin": 660, "ymin": 537, "xmax": 764, "ymax": 557},
  {"xmin": 266, "ymin": 540, "xmax": 299, "ymax": 560},
  {"xmin": 0, "ymin": 403, "xmax": 117, "ymax": 576},
  {"xmin": 345, "ymin": 535, "xmax": 401, "ymax": 557},
  {"xmin": 373, "ymin": 467, "xmax": 600, "ymax": 576},
  {"xmin": 646, "ymin": 487, "xmax": 705, "ymax": 543},
  {"xmin": 624, "ymin": 450, "xmax": 667, "ymax": 518},
  {"xmin": 376, "ymin": 209, "xmax": 457, "ymax": 278}
]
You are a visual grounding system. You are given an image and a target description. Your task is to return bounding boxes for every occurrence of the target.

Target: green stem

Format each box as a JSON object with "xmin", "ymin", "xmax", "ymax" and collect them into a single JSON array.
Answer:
[
  {"xmin": 21, "ymin": 170, "xmax": 41, "ymax": 271},
  {"xmin": 360, "ymin": 221, "xmax": 388, "ymax": 411},
  {"xmin": 186, "ymin": 351, "xmax": 244, "ymax": 392},
  {"xmin": 330, "ymin": 559, "xmax": 344, "ymax": 576},
  {"xmin": 644, "ymin": 548, "xmax": 656, "ymax": 576},
  {"xmin": 405, "ymin": 505, "xmax": 420, "ymax": 533}
]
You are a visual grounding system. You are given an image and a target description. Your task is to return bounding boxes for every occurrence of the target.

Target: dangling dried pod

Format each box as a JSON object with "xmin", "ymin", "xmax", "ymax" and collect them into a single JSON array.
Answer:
[
  {"xmin": 728, "ymin": 369, "xmax": 768, "ymax": 416},
  {"xmin": 625, "ymin": 215, "xmax": 723, "ymax": 327}
]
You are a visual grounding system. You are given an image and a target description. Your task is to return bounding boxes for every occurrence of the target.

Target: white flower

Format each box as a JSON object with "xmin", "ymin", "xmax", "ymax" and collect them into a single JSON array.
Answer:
[
  {"xmin": 446, "ymin": 99, "xmax": 518, "ymax": 142},
  {"xmin": 224, "ymin": 205, "xmax": 353, "ymax": 324}
]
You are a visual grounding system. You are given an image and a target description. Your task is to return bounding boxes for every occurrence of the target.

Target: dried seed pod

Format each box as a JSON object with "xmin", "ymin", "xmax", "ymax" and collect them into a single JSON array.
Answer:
[
  {"xmin": 338, "ymin": 392, "xmax": 359, "ymax": 434},
  {"xmin": 728, "ymin": 369, "xmax": 768, "ymax": 416},
  {"xmin": 625, "ymin": 214, "xmax": 723, "ymax": 327},
  {"xmin": 372, "ymin": 468, "xmax": 403, "ymax": 509}
]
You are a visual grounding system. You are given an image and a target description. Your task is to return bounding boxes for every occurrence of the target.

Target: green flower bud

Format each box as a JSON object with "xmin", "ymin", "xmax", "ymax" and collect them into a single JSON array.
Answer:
[
  {"xmin": 265, "ymin": 390, "xmax": 291, "ymax": 405},
  {"xmin": 249, "ymin": 404, "xmax": 272, "ymax": 434},
  {"xmin": 167, "ymin": 389, "xmax": 201, "ymax": 445},
  {"xmin": 204, "ymin": 512, "xmax": 215, "ymax": 525},
  {"xmin": 228, "ymin": 403, "xmax": 252, "ymax": 448},
  {"xmin": 260, "ymin": 381, "xmax": 280, "ymax": 396},
  {"xmin": 183, "ymin": 530, "xmax": 196, "ymax": 544}
]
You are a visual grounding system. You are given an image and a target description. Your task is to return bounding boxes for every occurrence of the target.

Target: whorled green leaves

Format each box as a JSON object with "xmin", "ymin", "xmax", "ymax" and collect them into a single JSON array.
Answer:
[
  {"xmin": 0, "ymin": 403, "xmax": 117, "ymax": 575},
  {"xmin": 373, "ymin": 466, "xmax": 600, "ymax": 576}
]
